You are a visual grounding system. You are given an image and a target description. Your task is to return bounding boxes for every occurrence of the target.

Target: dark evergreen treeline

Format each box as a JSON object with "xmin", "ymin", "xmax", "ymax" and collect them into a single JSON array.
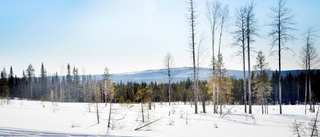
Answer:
[{"xmin": 1, "ymin": 63, "xmax": 320, "ymax": 105}]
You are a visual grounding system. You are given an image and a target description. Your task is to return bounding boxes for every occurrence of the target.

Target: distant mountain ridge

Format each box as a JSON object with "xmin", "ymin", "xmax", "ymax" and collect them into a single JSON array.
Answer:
[{"xmin": 92, "ymin": 67, "xmax": 312, "ymax": 83}]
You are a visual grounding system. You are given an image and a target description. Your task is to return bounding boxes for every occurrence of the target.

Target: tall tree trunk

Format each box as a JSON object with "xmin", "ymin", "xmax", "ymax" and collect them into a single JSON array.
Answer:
[
  {"xmin": 243, "ymin": 54, "xmax": 247, "ymax": 113},
  {"xmin": 96, "ymin": 103, "xmax": 99, "ymax": 124},
  {"xmin": 309, "ymin": 77, "xmax": 312, "ymax": 111},
  {"xmin": 297, "ymin": 80, "xmax": 299, "ymax": 104},
  {"xmin": 107, "ymin": 99, "xmax": 112, "ymax": 128},
  {"xmin": 247, "ymin": 20, "xmax": 252, "ymax": 114},
  {"xmin": 305, "ymin": 75, "xmax": 307, "ymax": 115},
  {"xmin": 188, "ymin": 0, "xmax": 198, "ymax": 114},
  {"xmin": 105, "ymin": 80, "xmax": 107, "ymax": 107},
  {"xmin": 202, "ymin": 96, "xmax": 206, "ymax": 113},
  {"xmin": 212, "ymin": 82, "xmax": 217, "ymax": 114},
  {"xmin": 141, "ymin": 102, "xmax": 144, "ymax": 123},
  {"xmin": 278, "ymin": 21, "xmax": 282, "ymax": 114},
  {"xmin": 169, "ymin": 79, "xmax": 171, "ymax": 106}
]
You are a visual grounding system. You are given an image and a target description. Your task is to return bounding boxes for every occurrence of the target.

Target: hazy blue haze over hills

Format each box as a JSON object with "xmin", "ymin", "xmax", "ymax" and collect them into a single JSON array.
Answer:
[{"xmin": 91, "ymin": 67, "xmax": 311, "ymax": 83}]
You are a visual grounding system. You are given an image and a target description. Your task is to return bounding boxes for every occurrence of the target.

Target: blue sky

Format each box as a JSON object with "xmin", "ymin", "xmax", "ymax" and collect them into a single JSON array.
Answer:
[{"xmin": 0, "ymin": 0, "xmax": 319, "ymax": 77}]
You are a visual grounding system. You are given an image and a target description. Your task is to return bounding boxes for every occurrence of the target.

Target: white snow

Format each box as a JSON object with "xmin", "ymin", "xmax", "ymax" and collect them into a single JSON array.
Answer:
[{"xmin": 0, "ymin": 99, "xmax": 317, "ymax": 136}]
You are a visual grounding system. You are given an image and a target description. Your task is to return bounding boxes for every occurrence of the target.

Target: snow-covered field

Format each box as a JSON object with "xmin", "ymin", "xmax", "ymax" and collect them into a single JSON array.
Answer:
[{"xmin": 0, "ymin": 99, "xmax": 317, "ymax": 137}]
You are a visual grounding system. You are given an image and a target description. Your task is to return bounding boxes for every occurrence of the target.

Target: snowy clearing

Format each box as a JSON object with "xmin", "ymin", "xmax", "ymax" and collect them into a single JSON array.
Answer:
[{"xmin": 0, "ymin": 99, "xmax": 317, "ymax": 137}]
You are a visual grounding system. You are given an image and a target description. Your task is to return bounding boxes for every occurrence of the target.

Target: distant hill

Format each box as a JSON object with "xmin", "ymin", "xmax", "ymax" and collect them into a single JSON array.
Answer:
[{"xmin": 91, "ymin": 67, "xmax": 314, "ymax": 83}]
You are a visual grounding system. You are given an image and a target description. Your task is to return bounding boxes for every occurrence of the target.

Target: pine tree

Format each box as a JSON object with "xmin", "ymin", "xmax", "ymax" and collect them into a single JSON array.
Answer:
[
  {"xmin": 66, "ymin": 64, "xmax": 72, "ymax": 102},
  {"xmin": 40, "ymin": 63, "xmax": 47, "ymax": 99},
  {"xmin": 8, "ymin": 66, "xmax": 15, "ymax": 97},
  {"xmin": 209, "ymin": 54, "xmax": 233, "ymax": 115},
  {"xmin": 252, "ymin": 51, "xmax": 272, "ymax": 114},
  {"xmin": 0, "ymin": 68, "xmax": 9, "ymax": 98},
  {"xmin": 136, "ymin": 85, "xmax": 151, "ymax": 123},
  {"xmin": 26, "ymin": 64, "xmax": 35, "ymax": 100},
  {"xmin": 73, "ymin": 67, "xmax": 80, "ymax": 102}
]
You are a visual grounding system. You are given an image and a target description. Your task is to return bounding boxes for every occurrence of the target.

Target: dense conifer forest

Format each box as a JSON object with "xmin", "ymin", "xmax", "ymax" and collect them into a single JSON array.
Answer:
[{"xmin": 1, "ymin": 63, "xmax": 320, "ymax": 106}]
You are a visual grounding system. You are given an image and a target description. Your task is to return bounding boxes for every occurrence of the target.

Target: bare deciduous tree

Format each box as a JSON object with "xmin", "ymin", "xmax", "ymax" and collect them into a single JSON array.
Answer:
[
  {"xmin": 206, "ymin": 0, "xmax": 221, "ymax": 76},
  {"xmin": 103, "ymin": 67, "xmax": 111, "ymax": 107},
  {"xmin": 232, "ymin": 6, "xmax": 247, "ymax": 113},
  {"xmin": 268, "ymin": 0, "xmax": 296, "ymax": 114},
  {"xmin": 206, "ymin": 0, "xmax": 228, "ymax": 114},
  {"xmin": 197, "ymin": 33, "xmax": 208, "ymax": 113},
  {"xmin": 206, "ymin": 0, "xmax": 221, "ymax": 114},
  {"xmin": 300, "ymin": 27, "xmax": 319, "ymax": 114},
  {"xmin": 217, "ymin": 5, "xmax": 228, "ymax": 56},
  {"xmin": 102, "ymin": 67, "xmax": 115, "ymax": 127},
  {"xmin": 216, "ymin": 3, "xmax": 229, "ymax": 114},
  {"xmin": 164, "ymin": 52, "xmax": 174, "ymax": 106}
]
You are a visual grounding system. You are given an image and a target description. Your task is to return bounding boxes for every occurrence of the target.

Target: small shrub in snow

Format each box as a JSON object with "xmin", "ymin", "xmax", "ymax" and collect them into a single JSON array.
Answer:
[
  {"xmin": 171, "ymin": 107, "xmax": 176, "ymax": 114},
  {"xmin": 180, "ymin": 109, "xmax": 184, "ymax": 119},
  {"xmin": 167, "ymin": 119, "xmax": 175, "ymax": 126},
  {"xmin": 213, "ymin": 123, "xmax": 218, "ymax": 128},
  {"xmin": 51, "ymin": 102, "xmax": 59, "ymax": 113},
  {"xmin": 251, "ymin": 115, "xmax": 256, "ymax": 124},
  {"xmin": 290, "ymin": 119, "xmax": 305, "ymax": 137},
  {"xmin": 308, "ymin": 107, "xmax": 320, "ymax": 137},
  {"xmin": 119, "ymin": 95, "xmax": 125, "ymax": 104},
  {"xmin": 0, "ymin": 98, "xmax": 11, "ymax": 106},
  {"xmin": 186, "ymin": 112, "xmax": 188, "ymax": 125},
  {"xmin": 126, "ymin": 99, "xmax": 132, "ymax": 104},
  {"xmin": 71, "ymin": 121, "xmax": 81, "ymax": 128}
]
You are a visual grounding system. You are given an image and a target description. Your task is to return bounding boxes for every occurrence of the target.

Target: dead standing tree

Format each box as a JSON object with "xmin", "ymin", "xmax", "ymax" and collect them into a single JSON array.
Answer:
[
  {"xmin": 268, "ymin": 0, "xmax": 296, "ymax": 114},
  {"xmin": 300, "ymin": 27, "xmax": 319, "ymax": 114},
  {"xmin": 187, "ymin": 0, "xmax": 198, "ymax": 114},
  {"xmin": 245, "ymin": 2, "xmax": 258, "ymax": 114}
]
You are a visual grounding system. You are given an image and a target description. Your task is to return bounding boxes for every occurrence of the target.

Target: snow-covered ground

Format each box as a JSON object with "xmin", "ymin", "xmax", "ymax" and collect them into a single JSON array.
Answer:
[{"xmin": 0, "ymin": 99, "xmax": 317, "ymax": 136}]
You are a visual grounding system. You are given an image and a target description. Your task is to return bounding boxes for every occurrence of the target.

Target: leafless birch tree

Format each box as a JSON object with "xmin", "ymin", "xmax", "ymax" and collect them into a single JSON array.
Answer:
[
  {"xmin": 164, "ymin": 52, "xmax": 174, "ymax": 106},
  {"xmin": 206, "ymin": 0, "xmax": 221, "ymax": 114},
  {"xmin": 206, "ymin": 0, "xmax": 221, "ymax": 75},
  {"xmin": 206, "ymin": 0, "xmax": 228, "ymax": 114}
]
